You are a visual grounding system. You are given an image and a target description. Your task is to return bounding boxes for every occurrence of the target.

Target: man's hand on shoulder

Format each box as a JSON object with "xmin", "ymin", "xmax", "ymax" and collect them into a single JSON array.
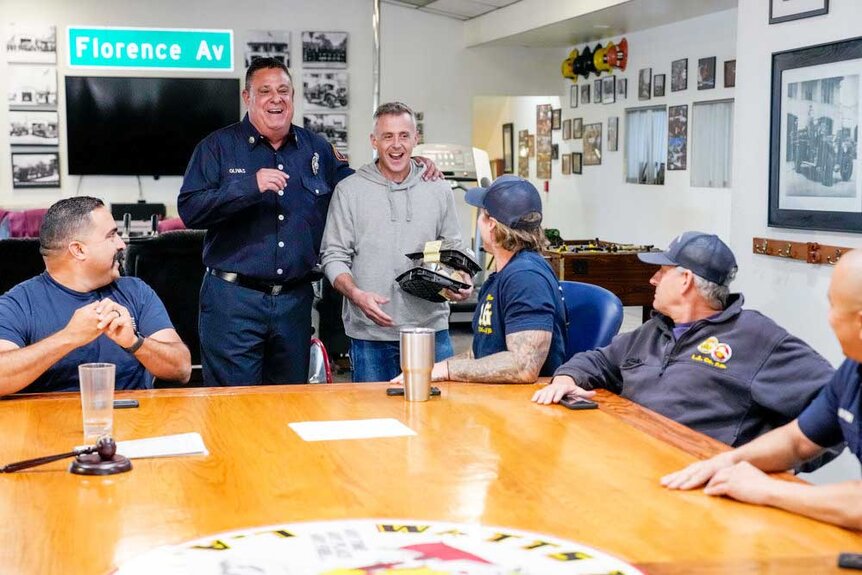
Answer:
[
  {"xmin": 255, "ymin": 168, "xmax": 289, "ymax": 193},
  {"xmin": 531, "ymin": 374, "xmax": 594, "ymax": 405},
  {"xmin": 413, "ymin": 156, "xmax": 442, "ymax": 181},
  {"xmin": 351, "ymin": 289, "xmax": 394, "ymax": 327}
]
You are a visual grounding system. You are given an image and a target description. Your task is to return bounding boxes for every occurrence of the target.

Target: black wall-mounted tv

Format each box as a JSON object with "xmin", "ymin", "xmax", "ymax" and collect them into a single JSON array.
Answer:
[{"xmin": 65, "ymin": 76, "xmax": 240, "ymax": 177}]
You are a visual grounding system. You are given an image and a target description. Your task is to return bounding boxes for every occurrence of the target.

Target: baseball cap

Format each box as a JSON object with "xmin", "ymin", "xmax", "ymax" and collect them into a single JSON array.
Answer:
[
  {"xmin": 638, "ymin": 231, "xmax": 737, "ymax": 285},
  {"xmin": 464, "ymin": 175, "xmax": 542, "ymax": 229}
]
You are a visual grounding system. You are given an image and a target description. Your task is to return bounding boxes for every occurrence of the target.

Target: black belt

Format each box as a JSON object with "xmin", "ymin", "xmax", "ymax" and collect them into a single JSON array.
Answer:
[{"xmin": 209, "ymin": 268, "xmax": 310, "ymax": 295}]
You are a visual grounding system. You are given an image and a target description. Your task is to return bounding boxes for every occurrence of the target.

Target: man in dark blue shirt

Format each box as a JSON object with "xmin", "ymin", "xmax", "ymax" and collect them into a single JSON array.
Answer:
[
  {"xmin": 662, "ymin": 248, "xmax": 862, "ymax": 530},
  {"xmin": 0, "ymin": 197, "xmax": 190, "ymax": 394},
  {"xmin": 180, "ymin": 58, "xmax": 439, "ymax": 386},
  {"xmin": 419, "ymin": 175, "xmax": 566, "ymax": 383}
]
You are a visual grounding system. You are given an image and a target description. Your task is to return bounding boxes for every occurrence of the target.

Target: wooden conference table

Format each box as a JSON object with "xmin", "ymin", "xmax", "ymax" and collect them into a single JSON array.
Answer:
[{"xmin": 0, "ymin": 382, "xmax": 860, "ymax": 574}]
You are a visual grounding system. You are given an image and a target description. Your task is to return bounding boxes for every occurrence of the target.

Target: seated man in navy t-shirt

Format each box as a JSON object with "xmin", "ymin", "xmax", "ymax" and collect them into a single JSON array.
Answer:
[
  {"xmin": 395, "ymin": 175, "xmax": 566, "ymax": 384},
  {"xmin": 0, "ymin": 197, "xmax": 191, "ymax": 395},
  {"xmin": 661, "ymin": 249, "xmax": 862, "ymax": 530}
]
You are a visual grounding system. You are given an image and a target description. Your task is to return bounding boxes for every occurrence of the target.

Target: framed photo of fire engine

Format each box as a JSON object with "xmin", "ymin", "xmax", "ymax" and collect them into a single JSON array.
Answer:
[{"xmin": 769, "ymin": 36, "xmax": 862, "ymax": 232}]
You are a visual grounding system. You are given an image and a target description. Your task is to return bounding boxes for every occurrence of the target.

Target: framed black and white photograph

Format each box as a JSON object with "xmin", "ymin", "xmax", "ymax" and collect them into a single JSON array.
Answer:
[
  {"xmin": 672, "ymin": 58, "xmax": 688, "ymax": 92},
  {"xmin": 594, "ymin": 79, "xmax": 603, "ymax": 104},
  {"xmin": 562, "ymin": 118, "xmax": 572, "ymax": 140},
  {"xmin": 668, "ymin": 105, "xmax": 688, "ymax": 171},
  {"xmin": 571, "ymin": 152, "xmax": 583, "ymax": 174},
  {"xmin": 11, "ymin": 152, "xmax": 60, "ymax": 189},
  {"xmin": 602, "ymin": 76, "xmax": 616, "ymax": 104},
  {"xmin": 502, "ymin": 122, "xmax": 514, "ymax": 174},
  {"xmin": 617, "ymin": 78, "xmax": 627, "ymax": 99},
  {"xmin": 769, "ymin": 0, "xmax": 829, "ymax": 24},
  {"xmin": 244, "ymin": 30, "xmax": 290, "ymax": 68},
  {"xmin": 608, "ymin": 116, "xmax": 619, "ymax": 152},
  {"xmin": 562, "ymin": 153, "xmax": 572, "ymax": 175},
  {"xmin": 653, "ymin": 74, "xmax": 666, "ymax": 97},
  {"xmin": 552, "ymin": 143, "xmax": 559, "ymax": 160},
  {"xmin": 303, "ymin": 113, "xmax": 348, "ymax": 156},
  {"xmin": 639, "ymin": 67, "xmax": 652, "ymax": 100},
  {"xmin": 302, "ymin": 70, "xmax": 348, "ymax": 111},
  {"xmin": 552, "ymin": 108, "xmax": 562, "ymax": 130},
  {"xmin": 698, "ymin": 57, "xmax": 716, "ymax": 90},
  {"xmin": 9, "ymin": 110, "xmax": 58, "ymax": 146},
  {"xmin": 580, "ymin": 83, "xmax": 590, "ymax": 105},
  {"xmin": 5, "ymin": 23, "xmax": 56, "ymax": 64},
  {"xmin": 583, "ymin": 122, "xmax": 602, "ymax": 166},
  {"xmin": 570, "ymin": 85, "xmax": 578, "ymax": 108},
  {"xmin": 301, "ymin": 31, "xmax": 347, "ymax": 68},
  {"xmin": 769, "ymin": 37, "xmax": 862, "ymax": 232},
  {"xmin": 573, "ymin": 117, "xmax": 584, "ymax": 139},
  {"xmin": 7, "ymin": 65, "xmax": 57, "ymax": 109},
  {"xmin": 724, "ymin": 59, "xmax": 736, "ymax": 88}
]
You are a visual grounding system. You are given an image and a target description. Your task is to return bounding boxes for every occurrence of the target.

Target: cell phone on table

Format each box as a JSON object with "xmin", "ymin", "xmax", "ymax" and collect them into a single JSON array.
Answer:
[
  {"xmin": 559, "ymin": 397, "xmax": 598, "ymax": 410},
  {"xmin": 386, "ymin": 387, "xmax": 441, "ymax": 396},
  {"xmin": 113, "ymin": 399, "xmax": 139, "ymax": 409},
  {"xmin": 839, "ymin": 553, "xmax": 862, "ymax": 570}
]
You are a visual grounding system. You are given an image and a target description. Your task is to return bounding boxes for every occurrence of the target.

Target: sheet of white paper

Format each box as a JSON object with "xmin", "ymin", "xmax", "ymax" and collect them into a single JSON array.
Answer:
[
  {"xmin": 289, "ymin": 418, "xmax": 416, "ymax": 442},
  {"xmin": 115, "ymin": 432, "xmax": 209, "ymax": 459}
]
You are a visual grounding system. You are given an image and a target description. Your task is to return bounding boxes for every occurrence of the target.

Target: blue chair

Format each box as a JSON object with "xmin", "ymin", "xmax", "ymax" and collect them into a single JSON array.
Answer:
[{"xmin": 560, "ymin": 280, "xmax": 624, "ymax": 358}]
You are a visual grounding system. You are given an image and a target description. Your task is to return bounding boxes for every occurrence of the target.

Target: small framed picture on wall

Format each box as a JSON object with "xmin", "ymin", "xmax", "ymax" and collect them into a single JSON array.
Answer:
[
  {"xmin": 11, "ymin": 152, "xmax": 60, "ymax": 188},
  {"xmin": 594, "ymin": 79, "xmax": 603, "ymax": 104},
  {"xmin": 570, "ymin": 85, "xmax": 578, "ymax": 108}
]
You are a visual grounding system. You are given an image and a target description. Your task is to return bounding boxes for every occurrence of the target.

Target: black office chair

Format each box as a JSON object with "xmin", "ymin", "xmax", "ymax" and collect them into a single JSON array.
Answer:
[
  {"xmin": 0, "ymin": 238, "xmax": 44, "ymax": 295},
  {"xmin": 123, "ymin": 230, "xmax": 207, "ymax": 386}
]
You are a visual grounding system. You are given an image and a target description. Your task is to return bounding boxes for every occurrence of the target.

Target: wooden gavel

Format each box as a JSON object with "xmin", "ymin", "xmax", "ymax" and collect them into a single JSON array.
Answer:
[{"xmin": 0, "ymin": 437, "xmax": 117, "ymax": 473}]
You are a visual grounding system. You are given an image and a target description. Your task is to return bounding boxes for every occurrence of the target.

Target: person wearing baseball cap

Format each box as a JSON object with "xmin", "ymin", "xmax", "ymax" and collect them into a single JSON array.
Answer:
[
  {"xmin": 421, "ymin": 175, "xmax": 567, "ymax": 384},
  {"xmin": 533, "ymin": 231, "xmax": 837, "ymax": 454}
]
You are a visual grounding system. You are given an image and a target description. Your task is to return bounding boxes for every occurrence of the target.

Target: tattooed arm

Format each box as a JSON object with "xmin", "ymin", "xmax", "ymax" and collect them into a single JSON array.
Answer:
[{"xmin": 444, "ymin": 330, "xmax": 551, "ymax": 383}]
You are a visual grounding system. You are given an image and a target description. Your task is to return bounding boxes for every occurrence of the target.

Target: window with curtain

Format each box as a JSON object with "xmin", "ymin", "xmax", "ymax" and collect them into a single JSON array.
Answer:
[
  {"xmin": 691, "ymin": 99, "xmax": 734, "ymax": 188},
  {"xmin": 625, "ymin": 106, "xmax": 667, "ymax": 184}
]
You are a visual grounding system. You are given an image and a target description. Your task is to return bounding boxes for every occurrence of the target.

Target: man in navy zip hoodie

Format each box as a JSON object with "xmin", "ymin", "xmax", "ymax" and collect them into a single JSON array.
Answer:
[{"xmin": 532, "ymin": 231, "xmax": 834, "ymax": 448}]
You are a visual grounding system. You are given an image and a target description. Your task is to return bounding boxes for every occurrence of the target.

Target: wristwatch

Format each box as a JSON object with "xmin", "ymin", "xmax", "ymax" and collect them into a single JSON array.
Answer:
[{"xmin": 122, "ymin": 331, "xmax": 145, "ymax": 354}]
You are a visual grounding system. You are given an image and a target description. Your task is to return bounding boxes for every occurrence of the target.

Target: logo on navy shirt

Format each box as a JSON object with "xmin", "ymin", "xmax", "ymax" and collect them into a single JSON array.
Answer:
[
  {"xmin": 691, "ymin": 336, "xmax": 733, "ymax": 370},
  {"xmin": 228, "ymin": 168, "xmax": 246, "ymax": 174},
  {"xmin": 477, "ymin": 295, "xmax": 494, "ymax": 335}
]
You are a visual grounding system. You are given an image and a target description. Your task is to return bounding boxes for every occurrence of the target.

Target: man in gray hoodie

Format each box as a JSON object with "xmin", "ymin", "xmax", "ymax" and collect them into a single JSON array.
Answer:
[{"xmin": 320, "ymin": 102, "xmax": 470, "ymax": 382}]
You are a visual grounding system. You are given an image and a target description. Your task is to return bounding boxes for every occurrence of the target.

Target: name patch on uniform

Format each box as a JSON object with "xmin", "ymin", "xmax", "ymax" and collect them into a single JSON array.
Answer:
[
  {"xmin": 838, "ymin": 408, "xmax": 855, "ymax": 424},
  {"xmin": 691, "ymin": 336, "xmax": 733, "ymax": 369},
  {"xmin": 228, "ymin": 168, "xmax": 246, "ymax": 174}
]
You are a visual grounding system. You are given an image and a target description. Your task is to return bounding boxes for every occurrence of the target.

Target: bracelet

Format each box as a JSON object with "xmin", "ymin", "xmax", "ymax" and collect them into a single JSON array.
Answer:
[{"xmin": 121, "ymin": 331, "xmax": 145, "ymax": 354}]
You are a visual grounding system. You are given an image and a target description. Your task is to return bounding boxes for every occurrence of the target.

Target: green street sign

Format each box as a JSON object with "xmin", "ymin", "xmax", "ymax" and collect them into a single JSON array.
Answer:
[{"xmin": 67, "ymin": 26, "xmax": 233, "ymax": 70}]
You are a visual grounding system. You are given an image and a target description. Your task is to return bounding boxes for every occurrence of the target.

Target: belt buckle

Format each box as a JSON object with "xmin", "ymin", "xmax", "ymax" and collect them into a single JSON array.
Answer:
[{"xmin": 270, "ymin": 284, "xmax": 283, "ymax": 296}]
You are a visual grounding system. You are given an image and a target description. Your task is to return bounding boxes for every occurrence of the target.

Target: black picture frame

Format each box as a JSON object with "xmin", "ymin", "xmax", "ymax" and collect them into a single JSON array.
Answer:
[
  {"xmin": 769, "ymin": 0, "xmax": 828, "ymax": 25},
  {"xmin": 571, "ymin": 152, "xmax": 583, "ymax": 174},
  {"xmin": 502, "ymin": 122, "xmax": 514, "ymax": 174},
  {"xmin": 570, "ymin": 85, "xmax": 579, "ymax": 108},
  {"xmin": 653, "ymin": 74, "xmax": 666, "ymax": 97},
  {"xmin": 11, "ymin": 151, "xmax": 60, "ymax": 189},
  {"xmin": 671, "ymin": 58, "xmax": 688, "ymax": 92},
  {"xmin": 768, "ymin": 36, "xmax": 862, "ymax": 232},
  {"xmin": 552, "ymin": 108, "xmax": 562, "ymax": 130}
]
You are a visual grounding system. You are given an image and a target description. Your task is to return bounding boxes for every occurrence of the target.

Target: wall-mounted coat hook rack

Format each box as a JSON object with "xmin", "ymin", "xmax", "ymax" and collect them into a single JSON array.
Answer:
[{"xmin": 752, "ymin": 237, "xmax": 852, "ymax": 265}]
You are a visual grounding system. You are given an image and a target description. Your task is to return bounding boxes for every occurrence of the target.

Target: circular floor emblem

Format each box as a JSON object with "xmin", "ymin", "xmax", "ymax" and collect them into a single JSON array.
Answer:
[{"xmin": 114, "ymin": 519, "xmax": 643, "ymax": 574}]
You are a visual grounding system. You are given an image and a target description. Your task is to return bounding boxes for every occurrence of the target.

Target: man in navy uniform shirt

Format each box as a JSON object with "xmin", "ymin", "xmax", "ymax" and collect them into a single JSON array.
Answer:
[
  {"xmin": 412, "ymin": 175, "xmax": 566, "ymax": 384},
  {"xmin": 180, "ymin": 58, "xmax": 439, "ymax": 386},
  {"xmin": 661, "ymin": 248, "xmax": 862, "ymax": 530},
  {"xmin": 0, "ymin": 197, "xmax": 190, "ymax": 394}
]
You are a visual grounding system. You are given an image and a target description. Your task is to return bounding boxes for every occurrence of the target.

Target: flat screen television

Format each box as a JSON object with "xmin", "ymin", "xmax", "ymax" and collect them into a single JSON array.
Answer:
[{"xmin": 65, "ymin": 76, "xmax": 240, "ymax": 177}]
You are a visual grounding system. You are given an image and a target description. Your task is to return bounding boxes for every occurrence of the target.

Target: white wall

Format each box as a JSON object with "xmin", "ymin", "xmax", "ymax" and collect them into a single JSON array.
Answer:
[
  {"xmin": 0, "ymin": 0, "xmax": 561, "ymax": 211},
  {"xmin": 731, "ymin": 0, "xmax": 862, "ymax": 366},
  {"xmin": 471, "ymin": 9, "xmax": 738, "ymax": 246}
]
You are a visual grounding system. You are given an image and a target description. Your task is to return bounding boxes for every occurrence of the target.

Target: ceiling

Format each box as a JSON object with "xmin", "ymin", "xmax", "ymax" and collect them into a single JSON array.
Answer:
[
  {"xmin": 468, "ymin": 0, "xmax": 738, "ymax": 47},
  {"xmin": 383, "ymin": 0, "xmax": 522, "ymax": 21}
]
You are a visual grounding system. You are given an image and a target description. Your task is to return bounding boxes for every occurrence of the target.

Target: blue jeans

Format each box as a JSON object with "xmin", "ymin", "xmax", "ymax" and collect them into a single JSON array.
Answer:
[{"xmin": 350, "ymin": 330, "xmax": 453, "ymax": 382}]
